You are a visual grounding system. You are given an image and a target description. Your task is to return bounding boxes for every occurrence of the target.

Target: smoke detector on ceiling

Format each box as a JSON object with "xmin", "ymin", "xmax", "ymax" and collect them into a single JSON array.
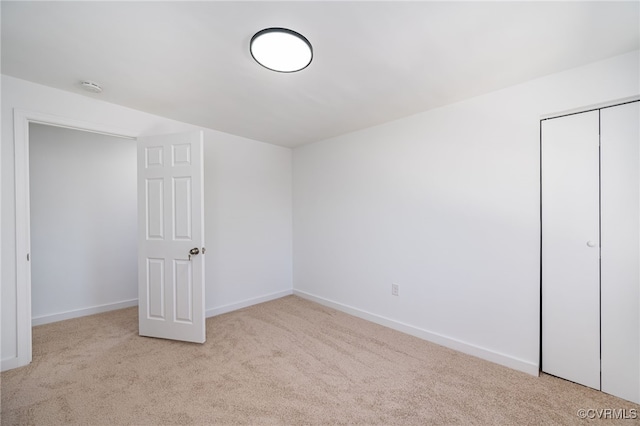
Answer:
[{"xmin": 80, "ymin": 80, "xmax": 103, "ymax": 93}]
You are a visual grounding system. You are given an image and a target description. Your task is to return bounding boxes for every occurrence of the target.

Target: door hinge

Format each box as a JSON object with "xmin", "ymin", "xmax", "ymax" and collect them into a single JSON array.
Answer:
[{"xmin": 27, "ymin": 253, "xmax": 30, "ymax": 261}]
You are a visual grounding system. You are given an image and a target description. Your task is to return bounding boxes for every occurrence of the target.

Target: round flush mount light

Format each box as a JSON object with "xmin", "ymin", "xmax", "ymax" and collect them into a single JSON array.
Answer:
[
  {"xmin": 250, "ymin": 28, "xmax": 313, "ymax": 73},
  {"xmin": 80, "ymin": 80, "xmax": 103, "ymax": 93}
]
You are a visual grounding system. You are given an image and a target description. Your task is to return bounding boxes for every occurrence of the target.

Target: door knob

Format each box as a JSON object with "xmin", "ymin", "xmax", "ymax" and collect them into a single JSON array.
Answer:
[
  {"xmin": 586, "ymin": 241, "xmax": 596, "ymax": 248},
  {"xmin": 189, "ymin": 247, "xmax": 200, "ymax": 256}
]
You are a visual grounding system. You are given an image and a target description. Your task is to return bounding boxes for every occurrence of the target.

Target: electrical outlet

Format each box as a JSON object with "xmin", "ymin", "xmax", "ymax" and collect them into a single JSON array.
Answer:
[{"xmin": 391, "ymin": 283, "xmax": 399, "ymax": 296}]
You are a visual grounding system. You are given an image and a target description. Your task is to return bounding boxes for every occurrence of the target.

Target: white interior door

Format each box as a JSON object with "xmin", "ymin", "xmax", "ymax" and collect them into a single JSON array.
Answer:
[
  {"xmin": 541, "ymin": 111, "xmax": 600, "ymax": 390},
  {"xmin": 138, "ymin": 131, "xmax": 205, "ymax": 343},
  {"xmin": 600, "ymin": 101, "xmax": 640, "ymax": 403}
]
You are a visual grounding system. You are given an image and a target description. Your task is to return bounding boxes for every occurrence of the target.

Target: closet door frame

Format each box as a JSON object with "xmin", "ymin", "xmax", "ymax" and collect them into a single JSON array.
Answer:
[{"xmin": 540, "ymin": 97, "xmax": 640, "ymax": 404}]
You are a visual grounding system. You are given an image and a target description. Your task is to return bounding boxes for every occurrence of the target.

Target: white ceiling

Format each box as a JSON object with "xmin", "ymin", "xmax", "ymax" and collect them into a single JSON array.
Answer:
[{"xmin": 2, "ymin": 1, "xmax": 639, "ymax": 147}]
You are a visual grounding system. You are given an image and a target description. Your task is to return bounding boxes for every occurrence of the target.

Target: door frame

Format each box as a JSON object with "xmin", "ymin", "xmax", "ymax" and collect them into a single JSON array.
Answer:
[{"xmin": 10, "ymin": 108, "xmax": 137, "ymax": 370}]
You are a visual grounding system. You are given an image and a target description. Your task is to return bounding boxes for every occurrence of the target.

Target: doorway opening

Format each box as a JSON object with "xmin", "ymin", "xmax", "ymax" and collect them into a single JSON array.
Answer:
[
  {"xmin": 29, "ymin": 123, "xmax": 138, "ymax": 327},
  {"xmin": 9, "ymin": 109, "xmax": 137, "ymax": 371}
]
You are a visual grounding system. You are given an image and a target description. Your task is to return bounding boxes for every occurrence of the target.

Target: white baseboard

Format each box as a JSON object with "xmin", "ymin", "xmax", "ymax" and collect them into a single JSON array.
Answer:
[
  {"xmin": 293, "ymin": 289, "xmax": 539, "ymax": 377},
  {"xmin": 31, "ymin": 299, "xmax": 139, "ymax": 326},
  {"xmin": 31, "ymin": 289, "xmax": 295, "ymax": 327},
  {"xmin": 206, "ymin": 289, "xmax": 293, "ymax": 318}
]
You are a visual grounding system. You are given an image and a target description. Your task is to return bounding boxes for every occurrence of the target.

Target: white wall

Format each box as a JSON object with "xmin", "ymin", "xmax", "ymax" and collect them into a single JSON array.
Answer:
[
  {"xmin": 292, "ymin": 50, "xmax": 640, "ymax": 375},
  {"xmin": 203, "ymin": 127, "xmax": 293, "ymax": 314},
  {"xmin": 1, "ymin": 75, "xmax": 293, "ymax": 368},
  {"xmin": 29, "ymin": 124, "xmax": 138, "ymax": 324}
]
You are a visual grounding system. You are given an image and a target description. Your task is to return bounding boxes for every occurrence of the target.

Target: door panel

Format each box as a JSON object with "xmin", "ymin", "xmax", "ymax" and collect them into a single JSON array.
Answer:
[
  {"xmin": 147, "ymin": 258, "xmax": 165, "ymax": 319},
  {"xmin": 146, "ymin": 179, "xmax": 164, "ymax": 239},
  {"xmin": 138, "ymin": 131, "xmax": 205, "ymax": 343},
  {"xmin": 542, "ymin": 111, "xmax": 600, "ymax": 390},
  {"xmin": 600, "ymin": 101, "xmax": 640, "ymax": 403},
  {"xmin": 173, "ymin": 177, "xmax": 192, "ymax": 240}
]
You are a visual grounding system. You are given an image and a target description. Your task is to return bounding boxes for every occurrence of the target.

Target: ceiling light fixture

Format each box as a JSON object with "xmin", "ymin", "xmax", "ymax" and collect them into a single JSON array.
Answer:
[
  {"xmin": 80, "ymin": 80, "xmax": 103, "ymax": 93},
  {"xmin": 250, "ymin": 28, "xmax": 313, "ymax": 73}
]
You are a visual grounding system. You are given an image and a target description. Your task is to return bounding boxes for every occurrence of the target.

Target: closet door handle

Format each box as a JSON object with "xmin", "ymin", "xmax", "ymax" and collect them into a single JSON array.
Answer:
[{"xmin": 586, "ymin": 240, "xmax": 597, "ymax": 248}]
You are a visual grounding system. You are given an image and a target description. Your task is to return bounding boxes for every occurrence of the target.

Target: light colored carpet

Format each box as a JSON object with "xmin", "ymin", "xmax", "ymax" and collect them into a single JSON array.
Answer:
[{"xmin": 2, "ymin": 295, "xmax": 638, "ymax": 425}]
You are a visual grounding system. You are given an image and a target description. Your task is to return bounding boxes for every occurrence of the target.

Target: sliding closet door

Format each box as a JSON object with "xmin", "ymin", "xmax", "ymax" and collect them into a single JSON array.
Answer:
[
  {"xmin": 541, "ymin": 111, "xmax": 600, "ymax": 390},
  {"xmin": 600, "ymin": 101, "xmax": 640, "ymax": 403}
]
